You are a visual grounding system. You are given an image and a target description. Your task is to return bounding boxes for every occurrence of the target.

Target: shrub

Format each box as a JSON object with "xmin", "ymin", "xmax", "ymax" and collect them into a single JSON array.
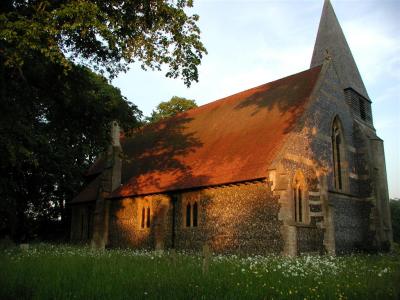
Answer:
[{"xmin": 390, "ymin": 199, "xmax": 400, "ymax": 243}]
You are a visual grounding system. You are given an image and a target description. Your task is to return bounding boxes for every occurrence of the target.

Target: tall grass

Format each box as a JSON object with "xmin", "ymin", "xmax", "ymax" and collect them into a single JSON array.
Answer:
[{"xmin": 0, "ymin": 244, "xmax": 399, "ymax": 299}]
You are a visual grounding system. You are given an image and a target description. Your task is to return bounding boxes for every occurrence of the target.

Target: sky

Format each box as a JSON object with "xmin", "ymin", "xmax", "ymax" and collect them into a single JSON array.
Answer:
[{"xmin": 112, "ymin": 0, "xmax": 400, "ymax": 199}]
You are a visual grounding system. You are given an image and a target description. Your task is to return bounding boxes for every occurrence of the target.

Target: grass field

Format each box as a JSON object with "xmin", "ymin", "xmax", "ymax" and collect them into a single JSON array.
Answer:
[{"xmin": 0, "ymin": 244, "xmax": 399, "ymax": 299}]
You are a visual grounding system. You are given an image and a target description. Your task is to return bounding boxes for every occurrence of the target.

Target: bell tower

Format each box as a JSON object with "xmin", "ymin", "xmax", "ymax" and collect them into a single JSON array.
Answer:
[{"xmin": 311, "ymin": 0, "xmax": 393, "ymax": 250}]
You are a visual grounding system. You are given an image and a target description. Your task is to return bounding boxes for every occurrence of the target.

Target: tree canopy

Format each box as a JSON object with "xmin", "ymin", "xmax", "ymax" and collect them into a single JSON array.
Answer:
[
  {"xmin": 0, "ymin": 0, "xmax": 207, "ymax": 86},
  {"xmin": 0, "ymin": 55, "xmax": 142, "ymax": 240},
  {"xmin": 147, "ymin": 96, "xmax": 197, "ymax": 123},
  {"xmin": 0, "ymin": 0, "xmax": 207, "ymax": 241}
]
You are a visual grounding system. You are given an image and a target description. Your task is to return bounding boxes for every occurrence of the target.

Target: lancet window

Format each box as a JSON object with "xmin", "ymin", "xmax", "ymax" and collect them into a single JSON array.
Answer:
[
  {"xmin": 185, "ymin": 201, "xmax": 199, "ymax": 228},
  {"xmin": 140, "ymin": 204, "xmax": 151, "ymax": 229},
  {"xmin": 332, "ymin": 117, "xmax": 348, "ymax": 191},
  {"xmin": 293, "ymin": 171, "xmax": 308, "ymax": 224}
]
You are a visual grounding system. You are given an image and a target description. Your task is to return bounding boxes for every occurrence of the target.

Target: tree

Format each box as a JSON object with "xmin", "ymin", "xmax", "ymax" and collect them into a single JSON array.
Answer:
[
  {"xmin": 0, "ymin": 0, "xmax": 207, "ymax": 241},
  {"xmin": 0, "ymin": 0, "xmax": 207, "ymax": 86},
  {"xmin": 147, "ymin": 96, "xmax": 197, "ymax": 123},
  {"xmin": 390, "ymin": 199, "xmax": 400, "ymax": 243},
  {"xmin": 0, "ymin": 55, "xmax": 142, "ymax": 240}
]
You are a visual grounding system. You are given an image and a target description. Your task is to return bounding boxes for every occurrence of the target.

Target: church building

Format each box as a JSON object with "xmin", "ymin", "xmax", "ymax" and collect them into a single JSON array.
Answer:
[{"xmin": 70, "ymin": 0, "xmax": 393, "ymax": 255}]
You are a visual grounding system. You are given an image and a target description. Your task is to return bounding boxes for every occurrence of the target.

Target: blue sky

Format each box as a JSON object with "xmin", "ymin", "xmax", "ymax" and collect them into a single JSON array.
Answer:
[{"xmin": 113, "ymin": 0, "xmax": 400, "ymax": 198}]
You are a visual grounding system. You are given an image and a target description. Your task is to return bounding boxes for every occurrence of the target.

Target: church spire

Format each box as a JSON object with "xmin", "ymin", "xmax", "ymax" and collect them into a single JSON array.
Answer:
[{"xmin": 311, "ymin": 0, "xmax": 369, "ymax": 99}]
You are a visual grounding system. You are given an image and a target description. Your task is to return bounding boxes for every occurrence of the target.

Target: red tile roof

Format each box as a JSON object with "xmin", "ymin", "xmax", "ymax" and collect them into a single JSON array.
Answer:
[{"xmin": 73, "ymin": 65, "xmax": 322, "ymax": 202}]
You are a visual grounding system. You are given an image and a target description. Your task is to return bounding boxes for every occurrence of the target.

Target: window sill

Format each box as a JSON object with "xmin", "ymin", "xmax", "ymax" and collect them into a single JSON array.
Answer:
[
  {"xmin": 295, "ymin": 223, "xmax": 316, "ymax": 228},
  {"xmin": 139, "ymin": 227, "xmax": 151, "ymax": 231},
  {"xmin": 286, "ymin": 220, "xmax": 314, "ymax": 228},
  {"xmin": 328, "ymin": 189, "xmax": 354, "ymax": 197},
  {"xmin": 182, "ymin": 226, "xmax": 199, "ymax": 229}
]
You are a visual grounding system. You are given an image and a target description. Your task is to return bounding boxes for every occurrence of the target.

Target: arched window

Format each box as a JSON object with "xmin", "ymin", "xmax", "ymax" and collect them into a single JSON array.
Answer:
[
  {"xmin": 293, "ymin": 186, "xmax": 303, "ymax": 222},
  {"xmin": 332, "ymin": 117, "xmax": 347, "ymax": 191},
  {"xmin": 140, "ymin": 204, "xmax": 151, "ymax": 229},
  {"xmin": 141, "ymin": 207, "xmax": 145, "ymax": 228},
  {"xmin": 293, "ymin": 171, "xmax": 307, "ymax": 223},
  {"xmin": 186, "ymin": 203, "xmax": 191, "ymax": 227},
  {"xmin": 297, "ymin": 187, "xmax": 303, "ymax": 223},
  {"xmin": 146, "ymin": 207, "xmax": 151, "ymax": 228},
  {"xmin": 184, "ymin": 199, "xmax": 200, "ymax": 228},
  {"xmin": 193, "ymin": 202, "xmax": 198, "ymax": 227}
]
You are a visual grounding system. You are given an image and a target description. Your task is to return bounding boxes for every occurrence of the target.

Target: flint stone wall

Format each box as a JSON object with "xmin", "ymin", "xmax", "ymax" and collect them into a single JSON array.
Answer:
[{"xmin": 107, "ymin": 181, "xmax": 283, "ymax": 255}]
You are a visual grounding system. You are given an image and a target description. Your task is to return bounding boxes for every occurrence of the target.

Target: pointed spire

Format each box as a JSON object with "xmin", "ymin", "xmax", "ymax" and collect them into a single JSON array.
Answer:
[{"xmin": 311, "ymin": 0, "xmax": 369, "ymax": 99}]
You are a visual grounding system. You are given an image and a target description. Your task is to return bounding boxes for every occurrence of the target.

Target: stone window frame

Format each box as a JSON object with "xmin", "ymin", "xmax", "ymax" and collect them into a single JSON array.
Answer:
[
  {"xmin": 292, "ymin": 170, "xmax": 309, "ymax": 225},
  {"xmin": 183, "ymin": 194, "xmax": 200, "ymax": 228},
  {"xmin": 139, "ymin": 200, "xmax": 152, "ymax": 230},
  {"xmin": 331, "ymin": 116, "xmax": 350, "ymax": 193}
]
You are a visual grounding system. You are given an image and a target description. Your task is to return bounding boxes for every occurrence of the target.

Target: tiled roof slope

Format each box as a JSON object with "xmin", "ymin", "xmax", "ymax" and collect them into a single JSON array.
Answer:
[{"xmin": 73, "ymin": 65, "xmax": 322, "ymax": 202}]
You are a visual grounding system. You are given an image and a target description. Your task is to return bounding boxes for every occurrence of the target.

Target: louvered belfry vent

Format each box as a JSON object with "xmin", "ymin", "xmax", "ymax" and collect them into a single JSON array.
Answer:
[{"xmin": 344, "ymin": 88, "xmax": 373, "ymax": 125}]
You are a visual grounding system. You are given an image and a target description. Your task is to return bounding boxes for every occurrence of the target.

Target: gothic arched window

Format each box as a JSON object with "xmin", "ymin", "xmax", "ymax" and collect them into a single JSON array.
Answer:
[
  {"xmin": 186, "ymin": 203, "xmax": 191, "ymax": 227},
  {"xmin": 293, "ymin": 171, "xmax": 308, "ymax": 223},
  {"xmin": 141, "ymin": 207, "xmax": 145, "ymax": 228},
  {"xmin": 332, "ymin": 117, "xmax": 347, "ymax": 191},
  {"xmin": 140, "ymin": 203, "xmax": 151, "ymax": 229},
  {"xmin": 193, "ymin": 202, "xmax": 198, "ymax": 227},
  {"xmin": 146, "ymin": 207, "xmax": 151, "ymax": 228},
  {"xmin": 184, "ymin": 199, "xmax": 199, "ymax": 228}
]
